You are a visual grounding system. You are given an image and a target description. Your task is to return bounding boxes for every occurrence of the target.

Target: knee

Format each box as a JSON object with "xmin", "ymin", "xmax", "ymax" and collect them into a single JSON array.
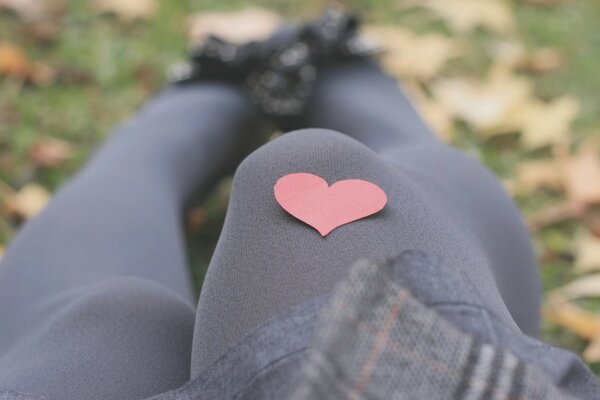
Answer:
[
  {"xmin": 39, "ymin": 278, "xmax": 195, "ymax": 362},
  {"xmin": 59, "ymin": 277, "xmax": 195, "ymax": 332},
  {"xmin": 239, "ymin": 129, "xmax": 371, "ymax": 171},
  {"xmin": 0, "ymin": 278, "xmax": 195, "ymax": 399},
  {"xmin": 233, "ymin": 129, "xmax": 386, "ymax": 195}
]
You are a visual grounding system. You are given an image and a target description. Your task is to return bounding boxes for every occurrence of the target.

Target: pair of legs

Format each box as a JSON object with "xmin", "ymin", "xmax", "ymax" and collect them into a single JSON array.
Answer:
[{"xmin": 0, "ymin": 61, "xmax": 540, "ymax": 400}]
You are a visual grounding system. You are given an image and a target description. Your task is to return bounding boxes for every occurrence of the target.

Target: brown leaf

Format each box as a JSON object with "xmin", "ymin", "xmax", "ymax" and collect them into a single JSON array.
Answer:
[
  {"xmin": 417, "ymin": 0, "xmax": 516, "ymax": 34},
  {"xmin": 587, "ymin": 214, "xmax": 600, "ymax": 238},
  {"xmin": 0, "ymin": 42, "xmax": 34, "ymax": 78},
  {"xmin": 0, "ymin": 0, "xmax": 46, "ymax": 21},
  {"xmin": 0, "ymin": 244, "xmax": 4, "ymax": 261},
  {"xmin": 186, "ymin": 207, "xmax": 207, "ymax": 234},
  {"xmin": 92, "ymin": 0, "xmax": 157, "ymax": 21},
  {"xmin": 29, "ymin": 137, "xmax": 73, "ymax": 167},
  {"xmin": 583, "ymin": 336, "xmax": 600, "ymax": 363},
  {"xmin": 54, "ymin": 66, "xmax": 94, "ymax": 85},
  {"xmin": 544, "ymin": 301, "xmax": 600, "ymax": 340},
  {"xmin": 3, "ymin": 183, "xmax": 50, "ymax": 220},
  {"xmin": 188, "ymin": 8, "xmax": 281, "ymax": 46},
  {"xmin": 517, "ymin": 48, "xmax": 563, "ymax": 74},
  {"xmin": 0, "ymin": 0, "xmax": 63, "ymax": 42},
  {"xmin": 513, "ymin": 159, "xmax": 563, "ymax": 195},
  {"xmin": 0, "ymin": 42, "xmax": 54, "ymax": 84},
  {"xmin": 365, "ymin": 26, "xmax": 461, "ymax": 80},
  {"xmin": 526, "ymin": 200, "xmax": 586, "ymax": 230}
]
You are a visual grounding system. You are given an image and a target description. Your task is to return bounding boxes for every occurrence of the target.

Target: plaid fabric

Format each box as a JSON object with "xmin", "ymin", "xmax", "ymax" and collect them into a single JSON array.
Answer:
[
  {"xmin": 289, "ymin": 258, "xmax": 577, "ymax": 400},
  {"xmin": 1, "ymin": 255, "xmax": 596, "ymax": 400}
]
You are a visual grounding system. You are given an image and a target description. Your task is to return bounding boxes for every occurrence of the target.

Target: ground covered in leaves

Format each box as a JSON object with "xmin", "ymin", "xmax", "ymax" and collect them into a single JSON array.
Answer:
[{"xmin": 1, "ymin": 0, "xmax": 600, "ymax": 377}]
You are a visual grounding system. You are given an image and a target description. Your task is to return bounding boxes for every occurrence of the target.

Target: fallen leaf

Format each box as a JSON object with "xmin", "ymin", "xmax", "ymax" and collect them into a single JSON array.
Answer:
[
  {"xmin": 552, "ymin": 272, "xmax": 600, "ymax": 300},
  {"xmin": 513, "ymin": 159, "xmax": 563, "ymax": 194},
  {"xmin": 0, "ymin": 179, "xmax": 14, "ymax": 196},
  {"xmin": 518, "ymin": 96, "xmax": 579, "ymax": 150},
  {"xmin": 574, "ymin": 231, "xmax": 600, "ymax": 273},
  {"xmin": 92, "ymin": 0, "xmax": 157, "ymax": 21},
  {"xmin": 54, "ymin": 66, "xmax": 94, "ymax": 85},
  {"xmin": 526, "ymin": 200, "xmax": 586, "ymax": 230},
  {"xmin": 0, "ymin": 42, "xmax": 54, "ymax": 84},
  {"xmin": 526, "ymin": 0, "xmax": 564, "ymax": 7},
  {"xmin": 587, "ymin": 214, "xmax": 600, "ymax": 238},
  {"xmin": 405, "ymin": 83, "xmax": 454, "ymax": 141},
  {"xmin": 0, "ymin": 0, "xmax": 46, "ymax": 21},
  {"xmin": 0, "ymin": 0, "xmax": 64, "ymax": 42},
  {"xmin": 489, "ymin": 40, "xmax": 526, "ymax": 67},
  {"xmin": 0, "ymin": 42, "xmax": 34, "ymax": 78},
  {"xmin": 29, "ymin": 137, "xmax": 73, "ymax": 167},
  {"xmin": 583, "ymin": 336, "xmax": 600, "ymax": 363},
  {"xmin": 431, "ymin": 67, "xmax": 533, "ymax": 136},
  {"xmin": 188, "ymin": 8, "xmax": 281, "ymax": 46},
  {"xmin": 4, "ymin": 183, "xmax": 50, "ymax": 220},
  {"xmin": 417, "ymin": 0, "xmax": 515, "ymax": 34},
  {"xmin": 186, "ymin": 207, "xmax": 207, "ymax": 234},
  {"xmin": 563, "ymin": 143, "xmax": 600, "ymax": 206},
  {"xmin": 365, "ymin": 26, "xmax": 461, "ymax": 80},
  {"xmin": 544, "ymin": 301, "xmax": 600, "ymax": 340},
  {"xmin": 518, "ymin": 48, "xmax": 563, "ymax": 74}
]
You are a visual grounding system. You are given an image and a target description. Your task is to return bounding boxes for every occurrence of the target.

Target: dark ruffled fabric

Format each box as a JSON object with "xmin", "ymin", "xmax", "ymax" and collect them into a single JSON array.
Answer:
[{"xmin": 169, "ymin": 8, "xmax": 381, "ymax": 126}]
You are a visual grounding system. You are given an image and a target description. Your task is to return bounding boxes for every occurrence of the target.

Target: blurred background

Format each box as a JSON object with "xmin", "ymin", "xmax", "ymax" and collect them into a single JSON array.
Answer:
[{"xmin": 1, "ymin": 0, "xmax": 600, "ymax": 377}]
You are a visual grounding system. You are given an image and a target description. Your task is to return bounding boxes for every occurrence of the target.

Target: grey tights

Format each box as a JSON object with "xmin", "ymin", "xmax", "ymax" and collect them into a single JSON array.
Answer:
[{"xmin": 0, "ymin": 61, "xmax": 540, "ymax": 399}]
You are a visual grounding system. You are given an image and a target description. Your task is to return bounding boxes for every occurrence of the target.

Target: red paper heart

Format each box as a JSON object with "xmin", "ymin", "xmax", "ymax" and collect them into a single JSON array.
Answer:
[{"xmin": 274, "ymin": 173, "xmax": 388, "ymax": 236}]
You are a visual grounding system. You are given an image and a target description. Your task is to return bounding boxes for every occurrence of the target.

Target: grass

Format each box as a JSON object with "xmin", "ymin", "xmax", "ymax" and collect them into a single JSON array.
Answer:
[{"xmin": 1, "ymin": 0, "xmax": 600, "ymax": 377}]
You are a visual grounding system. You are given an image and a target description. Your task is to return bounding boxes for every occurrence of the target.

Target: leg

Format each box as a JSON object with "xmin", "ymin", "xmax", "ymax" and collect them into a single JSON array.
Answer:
[
  {"xmin": 301, "ymin": 60, "xmax": 438, "ymax": 150},
  {"xmin": 303, "ymin": 59, "xmax": 541, "ymax": 336},
  {"xmin": 0, "ymin": 83, "xmax": 266, "ymax": 399},
  {"xmin": 191, "ymin": 128, "xmax": 540, "ymax": 377}
]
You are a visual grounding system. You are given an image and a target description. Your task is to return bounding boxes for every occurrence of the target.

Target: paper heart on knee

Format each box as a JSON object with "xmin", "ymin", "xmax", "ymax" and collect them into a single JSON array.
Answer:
[{"xmin": 274, "ymin": 173, "xmax": 388, "ymax": 237}]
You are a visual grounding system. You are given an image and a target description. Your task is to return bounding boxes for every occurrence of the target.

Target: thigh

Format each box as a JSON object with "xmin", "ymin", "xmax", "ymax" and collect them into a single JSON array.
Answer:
[
  {"xmin": 0, "ymin": 277, "xmax": 194, "ymax": 400},
  {"xmin": 381, "ymin": 143, "xmax": 541, "ymax": 337}
]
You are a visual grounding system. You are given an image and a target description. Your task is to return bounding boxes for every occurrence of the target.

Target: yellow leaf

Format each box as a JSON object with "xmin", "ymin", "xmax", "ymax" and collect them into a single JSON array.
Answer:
[
  {"xmin": 552, "ymin": 272, "xmax": 600, "ymax": 300},
  {"xmin": 574, "ymin": 231, "xmax": 600, "ymax": 273},
  {"xmin": 583, "ymin": 336, "xmax": 600, "ymax": 363},
  {"xmin": 526, "ymin": 0, "xmax": 565, "ymax": 7},
  {"xmin": 431, "ymin": 67, "xmax": 533, "ymax": 136},
  {"xmin": 365, "ymin": 26, "xmax": 461, "ymax": 80},
  {"xmin": 489, "ymin": 40, "xmax": 526, "ymax": 67},
  {"xmin": 92, "ymin": 0, "xmax": 157, "ymax": 21},
  {"xmin": 544, "ymin": 301, "xmax": 600, "ymax": 340},
  {"xmin": 405, "ymin": 83, "xmax": 454, "ymax": 142},
  {"xmin": 518, "ymin": 96, "xmax": 579, "ymax": 150},
  {"xmin": 4, "ymin": 183, "xmax": 50, "ymax": 220},
  {"xmin": 418, "ymin": 0, "xmax": 515, "ymax": 34},
  {"xmin": 187, "ymin": 8, "xmax": 281, "ymax": 46},
  {"xmin": 563, "ymin": 143, "xmax": 600, "ymax": 206},
  {"xmin": 513, "ymin": 159, "xmax": 563, "ymax": 195}
]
